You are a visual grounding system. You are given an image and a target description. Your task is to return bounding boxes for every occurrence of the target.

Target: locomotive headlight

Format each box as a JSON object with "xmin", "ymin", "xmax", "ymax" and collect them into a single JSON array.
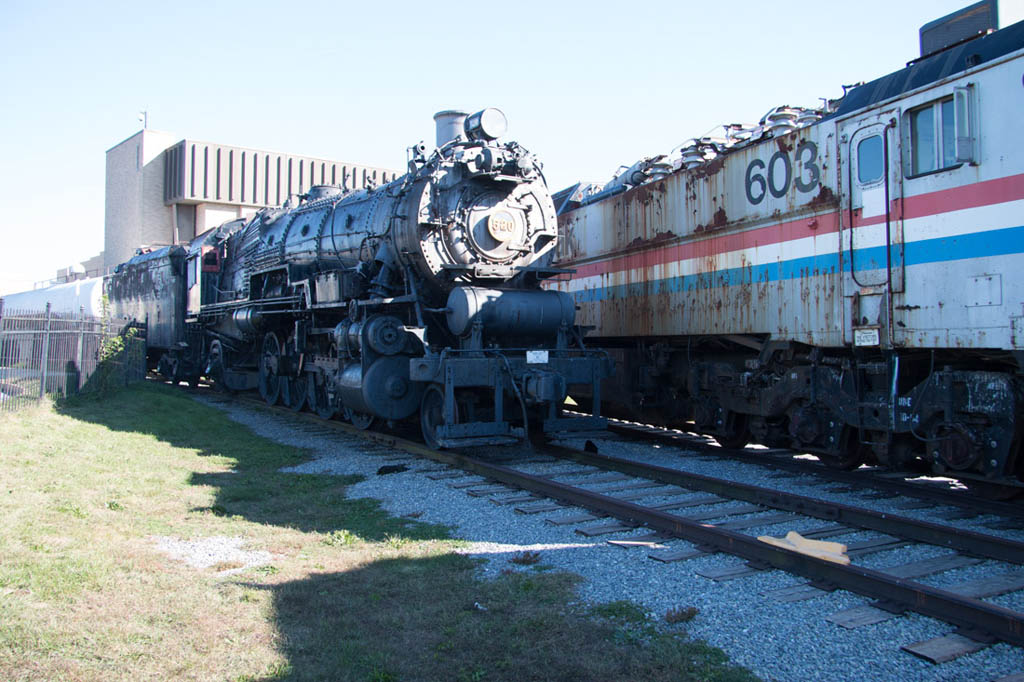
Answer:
[{"xmin": 464, "ymin": 108, "xmax": 508, "ymax": 141}]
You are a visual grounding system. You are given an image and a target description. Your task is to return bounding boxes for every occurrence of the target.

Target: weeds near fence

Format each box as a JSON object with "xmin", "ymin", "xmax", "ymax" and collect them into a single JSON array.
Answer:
[{"xmin": 80, "ymin": 325, "xmax": 141, "ymax": 399}]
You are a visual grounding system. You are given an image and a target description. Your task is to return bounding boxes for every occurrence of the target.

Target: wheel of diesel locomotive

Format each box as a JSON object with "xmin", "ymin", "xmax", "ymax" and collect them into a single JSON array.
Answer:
[
  {"xmin": 308, "ymin": 371, "xmax": 338, "ymax": 420},
  {"xmin": 695, "ymin": 401, "xmax": 750, "ymax": 449},
  {"xmin": 715, "ymin": 413, "xmax": 751, "ymax": 450},
  {"xmin": 961, "ymin": 437, "xmax": 1023, "ymax": 500},
  {"xmin": 258, "ymin": 332, "xmax": 283, "ymax": 405},
  {"xmin": 420, "ymin": 384, "xmax": 451, "ymax": 450},
  {"xmin": 813, "ymin": 427, "xmax": 864, "ymax": 470},
  {"xmin": 343, "ymin": 407, "xmax": 377, "ymax": 431},
  {"xmin": 930, "ymin": 424, "xmax": 980, "ymax": 472}
]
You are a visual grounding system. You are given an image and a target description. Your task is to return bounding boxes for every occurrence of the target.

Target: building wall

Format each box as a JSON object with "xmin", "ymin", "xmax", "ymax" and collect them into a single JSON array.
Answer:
[
  {"xmin": 196, "ymin": 205, "xmax": 254, "ymax": 236},
  {"xmin": 105, "ymin": 131, "xmax": 400, "ymax": 269},
  {"xmin": 104, "ymin": 130, "xmax": 177, "ymax": 269}
]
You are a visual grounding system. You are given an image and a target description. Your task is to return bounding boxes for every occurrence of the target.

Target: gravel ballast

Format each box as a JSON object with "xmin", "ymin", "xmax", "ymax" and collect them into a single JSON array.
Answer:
[{"xmin": 197, "ymin": 396, "xmax": 1024, "ymax": 682}]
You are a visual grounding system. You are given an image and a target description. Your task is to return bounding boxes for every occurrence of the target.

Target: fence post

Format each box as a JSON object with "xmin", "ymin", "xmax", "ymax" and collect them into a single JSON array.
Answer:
[
  {"xmin": 123, "ymin": 321, "xmax": 129, "ymax": 387},
  {"xmin": 39, "ymin": 302, "xmax": 51, "ymax": 399},
  {"xmin": 0, "ymin": 298, "xmax": 6, "ymax": 411},
  {"xmin": 75, "ymin": 305, "xmax": 86, "ymax": 393}
]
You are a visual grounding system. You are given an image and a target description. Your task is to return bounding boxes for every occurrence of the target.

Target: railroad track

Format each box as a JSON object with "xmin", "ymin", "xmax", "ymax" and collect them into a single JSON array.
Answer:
[
  {"xmin": 189, "ymin": 381, "xmax": 1024, "ymax": 668},
  {"xmin": 600, "ymin": 417, "xmax": 1024, "ymax": 516},
  {"xmin": 494, "ymin": 442, "xmax": 1024, "ymax": 662}
]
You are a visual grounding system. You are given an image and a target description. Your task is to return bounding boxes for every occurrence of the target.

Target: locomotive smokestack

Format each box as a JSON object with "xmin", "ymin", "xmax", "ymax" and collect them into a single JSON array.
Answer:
[{"xmin": 433, "ymin": 110, "xmax": 468, "ymax": 147}]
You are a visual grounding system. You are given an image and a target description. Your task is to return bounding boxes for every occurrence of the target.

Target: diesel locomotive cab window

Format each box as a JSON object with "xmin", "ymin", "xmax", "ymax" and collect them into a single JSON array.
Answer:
[
  {"xmin": 857, "ymin": 135, "xmax": 884, "ymax": 184},
  {"xmin": 906, "ymin": 97, "xmax": 957, "ymax": 175}
]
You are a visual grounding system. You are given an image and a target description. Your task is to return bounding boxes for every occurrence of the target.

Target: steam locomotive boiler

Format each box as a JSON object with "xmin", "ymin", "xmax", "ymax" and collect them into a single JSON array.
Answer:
[{"xmin": 175, "ymin": 108, "xmax": 610, "ymax": 447}]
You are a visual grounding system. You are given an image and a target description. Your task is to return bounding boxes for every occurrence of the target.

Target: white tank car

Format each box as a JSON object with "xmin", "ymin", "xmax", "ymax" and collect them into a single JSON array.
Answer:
[{"xmin": 1, "ymin": 278, "xmax": 104, "ymax": 316}]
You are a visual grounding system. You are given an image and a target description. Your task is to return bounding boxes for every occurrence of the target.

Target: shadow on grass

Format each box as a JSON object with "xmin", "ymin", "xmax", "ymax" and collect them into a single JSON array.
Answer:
[
  {"xmin": 55, "ymin": 382, "xmax": 759, "ymax": 682},
  {"xmin": 242, "ymin": 555, "xmax": 758, "ymax": 682},
  {"xmin": 56, "ymin": 381, "xmax": 450, "ymax": 542}
]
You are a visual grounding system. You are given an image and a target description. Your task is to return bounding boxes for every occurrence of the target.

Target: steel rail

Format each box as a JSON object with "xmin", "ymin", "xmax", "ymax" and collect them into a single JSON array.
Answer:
[
  {"xmin": 605, "ymin": 420, "xmax": 1024, "ymax": 518},
  {"xmin": 540, "ymin": 443, "xmax": 1024, "ymax": 565},
  {"xmin": 416, "ymin": 447, "xmax": 1024, "ymax": 648}
]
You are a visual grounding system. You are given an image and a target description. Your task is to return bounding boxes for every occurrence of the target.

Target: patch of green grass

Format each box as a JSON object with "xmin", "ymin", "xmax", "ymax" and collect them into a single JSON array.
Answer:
[
  {"xmin": 321, "ymin": 529, "xmax": 360, "ymax": 547},
  {"xmin": 591, "ymin": 599, "xmax": 649, "ymax": 624},
  {"xmin": 55, "ymin": 500, "xmax": 88, "ymax": 518},
  {"xmin": 0, "ymin": 382, "xmax": 759, "ymax": 682}
]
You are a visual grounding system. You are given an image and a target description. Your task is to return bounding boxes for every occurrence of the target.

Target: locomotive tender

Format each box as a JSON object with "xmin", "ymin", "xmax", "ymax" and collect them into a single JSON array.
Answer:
[
  {"xmin": 108, "ymin": 108, "xmax": 610, "ymax": 448},
  {"xmin": 551, "ymin": 6, "xmax": 1024, "ymax": 488}
]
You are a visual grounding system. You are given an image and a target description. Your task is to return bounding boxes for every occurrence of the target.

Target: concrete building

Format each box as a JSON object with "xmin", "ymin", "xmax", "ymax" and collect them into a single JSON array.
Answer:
[
  {"xmin": 103, "ymin": 129, "xmax": 400, "ymax": 269},
  {"xmin": 54, "ymin": 252, "xmax": 105, "ymax": 284}
]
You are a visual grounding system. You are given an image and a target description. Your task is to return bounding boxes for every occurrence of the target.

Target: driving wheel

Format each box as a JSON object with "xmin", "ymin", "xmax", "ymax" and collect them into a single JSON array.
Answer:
[{"xmin": 258, "ymin": 332, "xmax": 283, "ymax": 405}]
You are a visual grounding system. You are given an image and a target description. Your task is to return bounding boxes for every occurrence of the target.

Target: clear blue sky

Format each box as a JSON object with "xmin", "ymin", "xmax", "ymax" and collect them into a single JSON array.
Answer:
[{"xmin": 0, "ymin": 0, "xmax": 974, "ymax": 295}]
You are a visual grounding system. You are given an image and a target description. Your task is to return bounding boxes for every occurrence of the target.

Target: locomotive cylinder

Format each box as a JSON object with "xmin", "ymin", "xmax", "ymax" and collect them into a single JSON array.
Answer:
[{"xmin": 445, "ymin": 287, "xmax": 576, "ymax": 338}]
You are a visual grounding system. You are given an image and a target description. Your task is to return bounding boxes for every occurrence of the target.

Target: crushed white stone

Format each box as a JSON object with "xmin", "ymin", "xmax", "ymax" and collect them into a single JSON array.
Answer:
[{"xmin": 152, "ymin": 535, "xmax": 272, "ymax": 574}]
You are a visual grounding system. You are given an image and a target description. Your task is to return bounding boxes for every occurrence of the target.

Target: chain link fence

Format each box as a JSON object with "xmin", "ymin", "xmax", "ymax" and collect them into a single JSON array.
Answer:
[{"xmin": 0, "ymin": 302, "xmax": 146, "ymax": 412}]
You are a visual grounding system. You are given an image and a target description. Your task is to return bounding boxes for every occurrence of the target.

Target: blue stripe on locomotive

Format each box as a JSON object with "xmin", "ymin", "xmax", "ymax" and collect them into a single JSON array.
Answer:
[{"xmin": 571, "ymin": 224, "xmax": 1024, "ymax": 303}]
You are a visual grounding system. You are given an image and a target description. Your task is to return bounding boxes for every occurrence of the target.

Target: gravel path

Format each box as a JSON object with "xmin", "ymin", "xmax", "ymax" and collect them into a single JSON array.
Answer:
[{"xmin": 196, "ymin": 395, "xmax": 1024, "ymax": 682}]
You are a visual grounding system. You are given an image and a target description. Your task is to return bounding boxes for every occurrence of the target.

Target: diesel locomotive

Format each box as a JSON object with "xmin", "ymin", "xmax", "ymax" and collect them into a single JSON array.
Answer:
[{"xmin": 550, "ymin": 5, "xmax": 1024, "ymax": 492}]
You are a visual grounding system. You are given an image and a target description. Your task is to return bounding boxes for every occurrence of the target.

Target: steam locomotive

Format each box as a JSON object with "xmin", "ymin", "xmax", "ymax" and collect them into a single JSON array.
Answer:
[
  {"xmin": 108, "ymin": 109, "xmax": 611, "ymax": 447},
  {"xmin": 550, "ymin": 6, "xmax": 1024, "ymax": 491}
]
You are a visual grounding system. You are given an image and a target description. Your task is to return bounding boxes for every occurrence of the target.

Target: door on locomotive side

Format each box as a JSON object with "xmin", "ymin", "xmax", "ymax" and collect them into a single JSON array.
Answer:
[{"xmin": 838, "ymin": 107, "xmax": 905, "ymax": 349}]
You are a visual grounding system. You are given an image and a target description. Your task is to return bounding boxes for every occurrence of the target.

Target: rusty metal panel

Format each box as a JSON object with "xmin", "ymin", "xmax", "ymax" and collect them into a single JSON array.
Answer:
[
  {"xmin": 561, "ymin": 128, "xmax": 838, "ymax": 260},
  {"xmin": 555, "ymin": 124, "xmax": 844, "ymax": 346}
]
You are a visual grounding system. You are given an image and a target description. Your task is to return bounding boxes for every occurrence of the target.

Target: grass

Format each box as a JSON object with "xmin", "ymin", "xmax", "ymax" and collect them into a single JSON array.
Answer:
[{"xmin": 0, "ymin": 382, "xmax": 759, "ymax": 681}]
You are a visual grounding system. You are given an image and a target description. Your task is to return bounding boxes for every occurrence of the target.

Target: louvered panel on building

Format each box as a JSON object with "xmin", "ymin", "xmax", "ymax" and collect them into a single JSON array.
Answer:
[{"xmin": 162, "ymin": 140, "xmax": 396, "ymax": 210}]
